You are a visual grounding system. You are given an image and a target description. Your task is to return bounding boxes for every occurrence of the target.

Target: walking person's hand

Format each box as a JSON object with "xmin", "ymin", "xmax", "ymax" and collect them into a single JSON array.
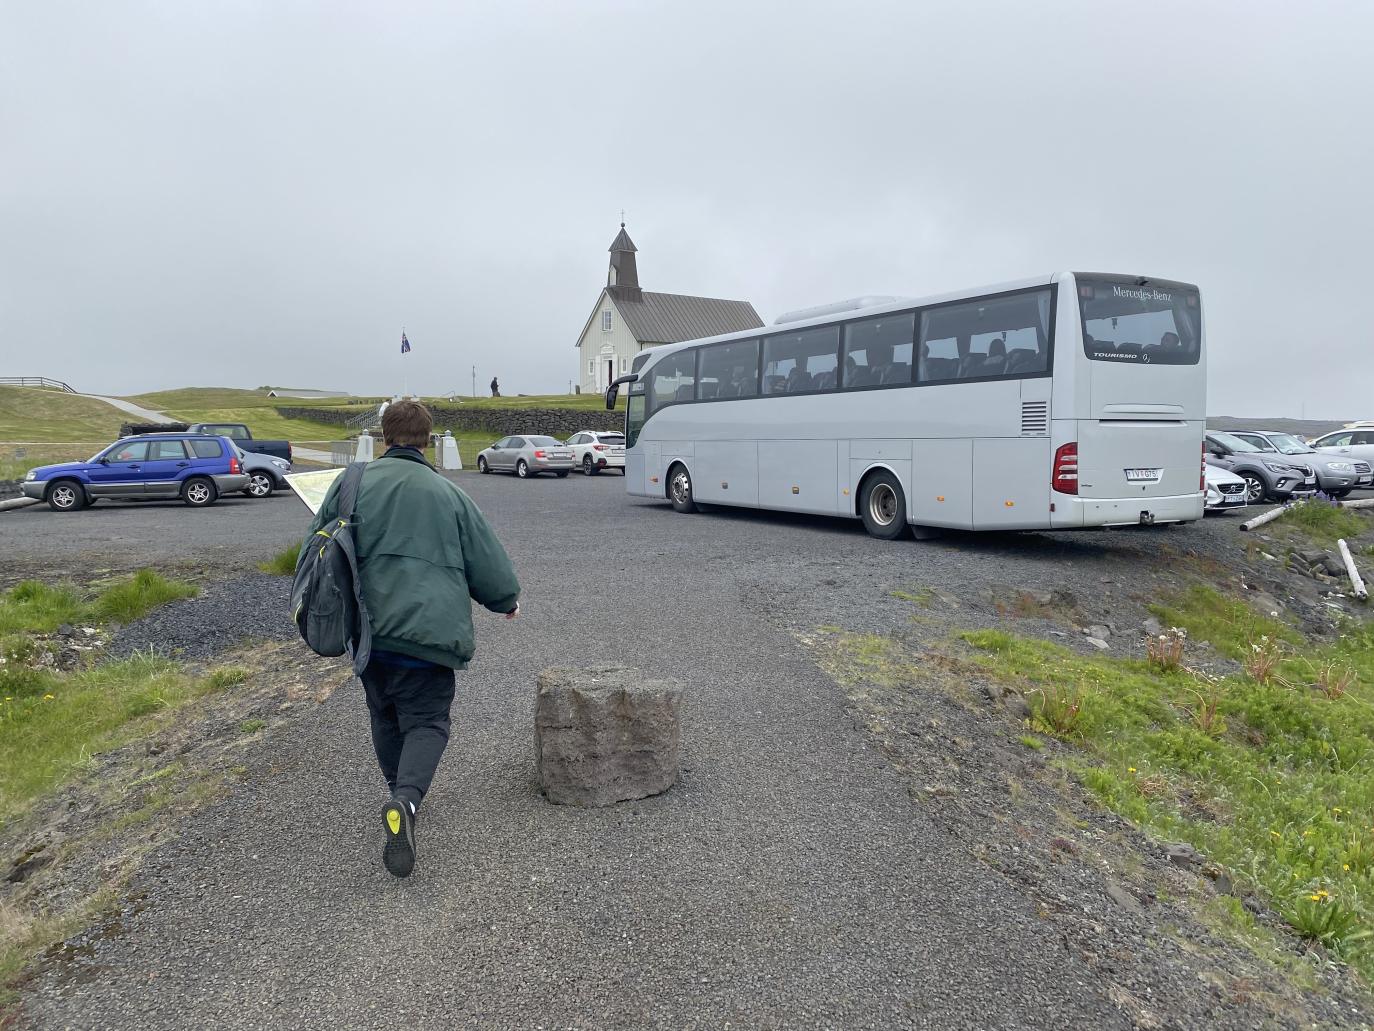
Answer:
[{"xmin": 505, "ymin": 604, "xmax": 520, "ymax": 620}]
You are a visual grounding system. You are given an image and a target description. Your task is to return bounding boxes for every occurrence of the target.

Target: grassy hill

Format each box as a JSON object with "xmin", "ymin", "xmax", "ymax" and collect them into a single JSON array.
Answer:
[{"xmin": 0, "ymin": 387, "xmax": 130, "ymax": 442}]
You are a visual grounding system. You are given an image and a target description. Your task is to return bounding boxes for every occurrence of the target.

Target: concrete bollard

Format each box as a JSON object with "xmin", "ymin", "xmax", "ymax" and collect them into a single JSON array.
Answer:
[
  {"xmin": 439, "ymin": 430, "xmax": 462, "ymax": 470},
  {"xmin": 534, "ymin": 667, "xmax": 682, "ymax": 807}
]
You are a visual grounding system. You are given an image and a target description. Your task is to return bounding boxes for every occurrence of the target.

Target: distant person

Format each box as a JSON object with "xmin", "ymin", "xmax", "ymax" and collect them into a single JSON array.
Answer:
[
  {"xmin": 490, "ymin": 376, "xmax": 501, "ymax": 398},
  {"xmin": 300, "ymin": 400, "xmax": 521, "ymax": 878}
]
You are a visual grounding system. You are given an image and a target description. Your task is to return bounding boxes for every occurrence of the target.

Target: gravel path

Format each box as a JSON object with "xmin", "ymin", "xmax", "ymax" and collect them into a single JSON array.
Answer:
[
  {"xmin": 108, "ymin": 574, "xmax": 294, "ymax": 661},
  {"xmin": 14, "ymin": 473, "xmax": 1370, "ymax": 1028},
  {"xmin": 76, "ymin": 395, "xmax": 179, "ymax": 424}
]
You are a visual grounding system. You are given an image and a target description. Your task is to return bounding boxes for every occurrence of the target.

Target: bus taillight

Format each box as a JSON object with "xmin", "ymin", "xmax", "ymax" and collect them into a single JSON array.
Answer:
[{"xmin": 1052, "ymin": 442, "xmax": 1079, "ymax": 495}]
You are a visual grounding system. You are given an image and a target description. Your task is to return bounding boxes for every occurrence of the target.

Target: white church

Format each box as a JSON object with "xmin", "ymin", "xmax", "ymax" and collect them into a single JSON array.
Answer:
[{"xmin": 575, "ymin": 224, "xmax": 763, "ymax": 394}]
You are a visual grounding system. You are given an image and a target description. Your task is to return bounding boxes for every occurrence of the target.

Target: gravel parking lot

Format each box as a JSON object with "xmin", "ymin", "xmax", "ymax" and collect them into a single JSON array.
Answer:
[{"xmin": 11, "ymin": 472, "xmax": 1374, "ymax": 1029}]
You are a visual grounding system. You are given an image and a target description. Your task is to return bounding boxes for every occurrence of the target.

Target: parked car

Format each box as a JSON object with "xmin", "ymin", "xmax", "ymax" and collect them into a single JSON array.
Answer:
[
  {"xmin": 565, "ymin": 429, "xmax": 626, "ymax": 475},
  {"xmin": 1308, "ymin": 427, "xmax": 1374, "ymax": 471},
  {"xmin": 234, "ymin": 446, "xmax": 292, "ymax": 498},
  {"xmin": 21, "ymin": 433, "xmax": 249, "ymax": 511},
  {"xmin": 1228, "ymin": 430, "xmax": 1373, "ymax": 498},
  {"xmin": 475, "ymin": 435, "xmax": 574, "ymax": 478},
  {"xmin": 184, "ymin": 422, "xmax": 292, "ymax": 463},
  {"xmin": 1203, "ymin": 463, "xmax": 1248, "ymax": 514},
  {"xmin": 1204, "ymin": 431, "xmax": 1316, "ymax": 504}
]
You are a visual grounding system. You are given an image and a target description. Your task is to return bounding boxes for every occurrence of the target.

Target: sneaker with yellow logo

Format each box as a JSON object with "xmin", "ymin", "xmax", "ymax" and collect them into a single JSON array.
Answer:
[{"xmin": 382, "ymin": 799, "xmax": 416, "ymax": 877}]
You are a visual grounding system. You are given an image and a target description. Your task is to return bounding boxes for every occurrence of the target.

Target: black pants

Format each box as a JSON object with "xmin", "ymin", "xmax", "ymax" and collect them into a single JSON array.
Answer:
[{"xmin": 358, "ymin": 660, "xmax": 456, "ymax": 809}]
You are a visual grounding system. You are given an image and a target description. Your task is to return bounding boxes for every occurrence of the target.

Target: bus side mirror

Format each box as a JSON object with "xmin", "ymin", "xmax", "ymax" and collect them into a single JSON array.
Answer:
[{"xmin": 605, "ymin": 373, "xmax": 638, "ymax": 410}]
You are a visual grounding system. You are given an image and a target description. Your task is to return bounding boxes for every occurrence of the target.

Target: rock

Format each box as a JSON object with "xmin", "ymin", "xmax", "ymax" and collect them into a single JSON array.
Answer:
[
  {"xmin": 1003, "ymin": 693, "xmax": 1032, "ymax": 721},
  {"xmin": 1165, "ymin": 842, "xmax": 1204, "ymax": 868},
  {"xmin": 56, "ymin": 624, "xmax": 73, "ymax": 638},
  {"xmin": 1142, "ymin": 617, "xmax": 1163, "ymax": 637},
  {"xmin": 534, "ymin": 667, "xmax": 683, "ymax": 807},
  {"xmin": 1085, "ymin": 624, "xmax": 1111, "ymax": 640},
  {"xmin": 1050, "ymin": 588, "xmax": 1078, "ymax": 609},
  {"xmin": 1085, "ymin": 637, "xmax": 1109, "ymax": 651},
  {"xmin": 1321, "ymin": 556, "xmax": 1347, "ymax": 577},
  {"xmin": 1104, "ymin": 881, "xmax": 1142, "ymax": 913}
]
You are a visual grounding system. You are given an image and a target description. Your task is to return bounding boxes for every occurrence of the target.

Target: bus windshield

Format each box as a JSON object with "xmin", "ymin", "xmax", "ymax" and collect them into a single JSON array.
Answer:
[{"xmin": 1078, "ymin": 277, "xmax": 1201, "ymax": 366}]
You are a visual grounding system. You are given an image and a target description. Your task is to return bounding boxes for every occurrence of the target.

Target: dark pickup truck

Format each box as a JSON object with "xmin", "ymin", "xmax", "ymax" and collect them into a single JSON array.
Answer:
[{"xmin": 183, "ymin": 423, "xmax": 292, "ymax": 463}]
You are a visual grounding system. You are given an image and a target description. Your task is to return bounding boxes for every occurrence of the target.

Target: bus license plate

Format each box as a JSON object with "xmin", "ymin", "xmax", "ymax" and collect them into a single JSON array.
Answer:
[{"xmin": 1125, "ymin": 468, "xmax": 1162, "ymax": 482}]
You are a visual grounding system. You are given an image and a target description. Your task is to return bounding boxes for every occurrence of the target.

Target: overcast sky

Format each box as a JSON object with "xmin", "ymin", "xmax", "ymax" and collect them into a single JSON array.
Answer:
[{"xmin": 2, "ymin": 1, "xmax": 1370, "ymax": 416}]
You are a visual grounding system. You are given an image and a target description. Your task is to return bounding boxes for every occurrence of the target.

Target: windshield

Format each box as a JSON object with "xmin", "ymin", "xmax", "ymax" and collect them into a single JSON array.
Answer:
[
  {"xmin": 1267, "ymin": 433, "xmax": 1313, "ymax": 455},
  {"xmin": 1078, "ymin": 277, "xmax": 1201, "ymax": 365},
  {"xmin": 1211, "ymin": 432, "xmax": 1261, "ymax": 454}
]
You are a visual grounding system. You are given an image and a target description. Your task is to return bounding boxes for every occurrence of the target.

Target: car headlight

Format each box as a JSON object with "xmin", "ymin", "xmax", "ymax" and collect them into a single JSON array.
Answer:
[
  {"xmin": 1261, "ymin": 461, "xmax": 1294, "ymax": 474},
  {"xmin": 25, "ymin": 470, "xmax": 36, "ymax": 480},
  {"xmin": 1326, "ymin": 461, "xmax": 1353, "ymax": 473}
]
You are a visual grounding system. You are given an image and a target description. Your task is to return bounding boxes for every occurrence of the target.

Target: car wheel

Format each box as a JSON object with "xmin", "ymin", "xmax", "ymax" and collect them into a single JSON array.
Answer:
[
  {"xmin": 859, "ymin": 471, "xmax": 909, "ymax": 540},
  {"xmin": 516, "ymin": 459, "xmax": 530, "ymax": 479},
  {"xmin": 46, "ymin": 480, "xmax": 86, "ymax": 513},
  {"xmin": 583, "ymin": 454, "xmax": 597, "ymax": 476},
  {"xmin": 1240, "ymin": 473, "xmax": 1266, "ymax": 504},
  {"xmin": 668, "ymin": 463, "xmax": 697, "ymax": 513},
  {"xmin": 183, "ymin": 477, "xmax": 218, "ymax": 507},
  {"xmin": 477, "ymin": 456, "xmax": 489, "ymax": 474},
  {"xmin": 245, "ymin": 472, "xmax": 274, "ymax": 498}
]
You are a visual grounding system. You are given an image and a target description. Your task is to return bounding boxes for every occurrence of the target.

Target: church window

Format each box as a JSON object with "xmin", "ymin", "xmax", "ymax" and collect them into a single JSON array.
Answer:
[{"xmin": 602, "ymin": 310, "xmax": 613, "ymax": 332}]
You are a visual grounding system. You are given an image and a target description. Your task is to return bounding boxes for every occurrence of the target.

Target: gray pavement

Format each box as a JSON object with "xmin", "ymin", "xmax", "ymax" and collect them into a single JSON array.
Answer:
[{"xmin": 16, "ymin": 473, "xmax": 1151, "ymax": 1029}]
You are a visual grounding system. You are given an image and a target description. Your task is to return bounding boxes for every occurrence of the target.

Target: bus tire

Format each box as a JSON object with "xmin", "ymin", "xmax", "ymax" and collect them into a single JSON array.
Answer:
[
  {"xmin": 668, "ymin": 463, "xmax": 697, "ymax": 514},
  {"xmin": 859, "ymin": 470, "xmax": 908, "ymax": 540}
]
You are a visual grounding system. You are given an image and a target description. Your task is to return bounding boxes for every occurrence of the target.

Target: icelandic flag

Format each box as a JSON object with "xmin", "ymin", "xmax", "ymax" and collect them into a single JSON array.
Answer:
[{"xmin": 400, "ymin": 332, "xmax": 411, "ymax": 354}]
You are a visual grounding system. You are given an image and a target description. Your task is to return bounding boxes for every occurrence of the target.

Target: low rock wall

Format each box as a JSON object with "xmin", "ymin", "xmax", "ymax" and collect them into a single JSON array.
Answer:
[{"xmin": 274, "ymin": 405, "xmax": 622, "ymax": 438}]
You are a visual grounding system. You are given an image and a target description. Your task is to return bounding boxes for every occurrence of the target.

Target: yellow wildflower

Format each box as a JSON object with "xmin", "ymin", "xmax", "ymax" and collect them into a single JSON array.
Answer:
[
  {"xmin": 1128, "ymin": 767, "xmax": 1137, "ymax": 773},
  {"xmin": 42, "ymin": 694, "xmax": 54, "ymax": 701}
]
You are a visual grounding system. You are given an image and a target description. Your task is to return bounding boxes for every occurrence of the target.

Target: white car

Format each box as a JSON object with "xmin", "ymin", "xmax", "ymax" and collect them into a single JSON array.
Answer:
[
  {"xmin": 565, "ymin": 429, "xmax": 626, "ymax": 476},
  {"xmin": 1307, "ymin": 427, "xmax": 1374, "ymax": 470},
  {"xmin": 1204, "ymin": 463, "xmax": 1249, "ymax": 514}
]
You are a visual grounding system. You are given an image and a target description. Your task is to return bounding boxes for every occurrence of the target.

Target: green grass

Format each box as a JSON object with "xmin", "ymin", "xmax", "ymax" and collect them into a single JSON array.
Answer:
[
  {"xmin": 0, "ymin": 387, "xmax": 126, "ymax": 442},
  {"xmin": 91, "ymin": 570, "xmax": 197, "ymax": 624},
  {"xmin": 239, "ymin": 718, "xmax": 266, "ymax": 734},
  {"xmin": 959, "ymin": 585, "xmax": 1374, "ymax": 974},
  {"xmin": 0, "ymin": 653, "xmax": 236, "ymax": 821},
  {"xmin": 258, "ymin": 543, "xmax": 302, "ymax": 576},
  {"xmin": 1281, "ymin": 498, "xmax": 1372, "ymax": 547}
]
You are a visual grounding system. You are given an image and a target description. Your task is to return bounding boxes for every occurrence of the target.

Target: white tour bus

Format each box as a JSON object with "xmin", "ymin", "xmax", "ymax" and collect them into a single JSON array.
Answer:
[{"xmin": 604, "ymin": 272, "xmax": 1206, "ymax": 540}]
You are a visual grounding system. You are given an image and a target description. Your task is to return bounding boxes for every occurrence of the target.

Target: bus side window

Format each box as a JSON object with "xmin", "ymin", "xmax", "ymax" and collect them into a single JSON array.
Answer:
[
  {"xmin": 763, "ymin": 325, "xmax": 840, "ymax": 394},
  {"xmin": 842, "ymin": 312, "xmax": 915, "ymax": 388},
  {"xmin": 698, "ymin": 338, "xmax": 760, "ymax": 400},
  {"xmin": 919, "ymin": 289, "xmax": 1052, "ymax": 383}
]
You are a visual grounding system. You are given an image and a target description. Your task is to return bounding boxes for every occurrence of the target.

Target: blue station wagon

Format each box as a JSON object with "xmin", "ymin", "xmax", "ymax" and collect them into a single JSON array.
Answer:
[{"xmin": 22, "ymin": 433, "xmax": 251, "ymax": 512}]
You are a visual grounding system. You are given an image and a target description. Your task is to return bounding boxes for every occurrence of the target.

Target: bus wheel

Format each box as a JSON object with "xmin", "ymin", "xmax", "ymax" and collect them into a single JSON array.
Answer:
[
  {"xmin": 859, "ymin": 471, "xmax": 908, "ymax": 540},
  {"xmin": 668, "ymin": 464, "xmax": 697, "ymax": 514}
]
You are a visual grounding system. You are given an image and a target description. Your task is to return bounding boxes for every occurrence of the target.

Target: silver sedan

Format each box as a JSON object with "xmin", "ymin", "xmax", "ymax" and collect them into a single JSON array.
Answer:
[{"xmin": 476, "ymin": 435, "xmax": 574, "ymax": 478}]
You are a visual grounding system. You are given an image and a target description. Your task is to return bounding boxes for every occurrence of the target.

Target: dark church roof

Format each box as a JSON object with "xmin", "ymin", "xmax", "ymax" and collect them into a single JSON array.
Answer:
[
  {"xmin": 614, "ymin": 291, "xmax": 763, "ymax": 345},
  {"xmin": 578, "ymin": 224, "xmax": 763, "ymax": 347}
]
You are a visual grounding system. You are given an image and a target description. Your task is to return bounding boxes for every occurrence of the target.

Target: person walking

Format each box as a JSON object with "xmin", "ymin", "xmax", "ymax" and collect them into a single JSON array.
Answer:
[
  {"xmin": 301, "ymin": 400, "xmax": 520, "ymax": 878},
  {"xmin": 490, "ymin": 376, "xmax": 501, "ymax": 397}
]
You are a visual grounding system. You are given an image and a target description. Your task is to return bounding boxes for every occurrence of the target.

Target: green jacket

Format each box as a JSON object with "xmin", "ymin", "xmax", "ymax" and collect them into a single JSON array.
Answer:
[{"xmin": 303, "ymin": 449, "xmax": 520, "ymax": 669}]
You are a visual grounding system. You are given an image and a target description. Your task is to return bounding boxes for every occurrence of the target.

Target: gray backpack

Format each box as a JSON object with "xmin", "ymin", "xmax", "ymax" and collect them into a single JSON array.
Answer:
[{"xmin": 290, "ymin": 462, "xmax": 372, "ymax": 674}]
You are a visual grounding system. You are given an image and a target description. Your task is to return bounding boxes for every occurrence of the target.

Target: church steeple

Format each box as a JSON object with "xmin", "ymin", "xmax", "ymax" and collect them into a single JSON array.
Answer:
[{"xmin": 607, "ymin": 222, "xmax": 642, "ymax": 303}]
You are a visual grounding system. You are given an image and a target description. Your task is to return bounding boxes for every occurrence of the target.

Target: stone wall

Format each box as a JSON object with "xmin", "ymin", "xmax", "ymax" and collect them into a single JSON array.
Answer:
[{"xmin": 273, "ymin": 405, "xmax": 622, "ymax": 438}]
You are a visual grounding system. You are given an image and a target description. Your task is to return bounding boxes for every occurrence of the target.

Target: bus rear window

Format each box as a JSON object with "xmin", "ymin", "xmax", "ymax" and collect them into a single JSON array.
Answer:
[{"xmin": 1078, "ymin": 278, "xmax": 1201, "ymax": 365}]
